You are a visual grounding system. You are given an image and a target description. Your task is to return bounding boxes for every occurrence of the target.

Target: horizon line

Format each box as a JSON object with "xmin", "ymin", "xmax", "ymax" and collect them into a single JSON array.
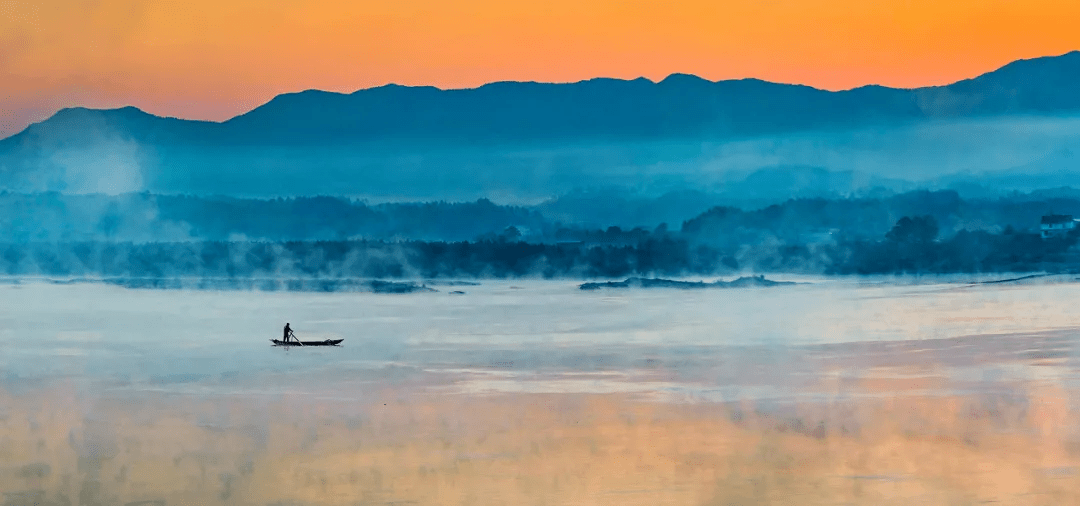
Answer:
[{"xmin": 9, "ymin": 49, "xmax": 1079, "ymax": 138}]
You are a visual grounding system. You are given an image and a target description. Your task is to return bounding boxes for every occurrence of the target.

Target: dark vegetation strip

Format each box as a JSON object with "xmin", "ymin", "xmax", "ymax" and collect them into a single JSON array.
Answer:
[{"xmin": 2, "ymin": 222, "xmax": 1080, "ymax": 281}]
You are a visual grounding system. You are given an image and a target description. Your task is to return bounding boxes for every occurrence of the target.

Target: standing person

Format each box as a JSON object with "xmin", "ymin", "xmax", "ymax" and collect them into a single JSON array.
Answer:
[{"xmin": 283, "ymin": 323, "xmax": 293, "ymax": 343}]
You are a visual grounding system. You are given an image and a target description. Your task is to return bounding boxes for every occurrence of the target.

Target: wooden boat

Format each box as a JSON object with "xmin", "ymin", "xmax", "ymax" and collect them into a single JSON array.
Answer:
[{"xmin": 270, "ymin": 338, "xmax": 344, "ymax": 346}]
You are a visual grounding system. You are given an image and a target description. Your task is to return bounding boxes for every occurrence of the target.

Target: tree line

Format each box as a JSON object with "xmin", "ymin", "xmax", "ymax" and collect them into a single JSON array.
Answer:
[{"xmin": 3, "ymin": 218, "xmax": 1079, "ymax": 279}]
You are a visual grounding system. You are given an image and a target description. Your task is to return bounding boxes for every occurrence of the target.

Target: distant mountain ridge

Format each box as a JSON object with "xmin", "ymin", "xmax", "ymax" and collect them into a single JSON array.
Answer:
[
  {"xmin": 2, "ymin": 51, "xmax": 1079, "ymax": 197},
  {"xmin": 9, "ymin": 51, "xmax": 1080, "ymax": 145}
]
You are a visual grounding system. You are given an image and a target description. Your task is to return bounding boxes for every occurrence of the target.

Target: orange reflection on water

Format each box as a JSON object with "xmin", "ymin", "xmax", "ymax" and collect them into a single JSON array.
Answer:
[{"xmin": 2, "ymin": 373, "xmax": 1080, "ymax": 505}]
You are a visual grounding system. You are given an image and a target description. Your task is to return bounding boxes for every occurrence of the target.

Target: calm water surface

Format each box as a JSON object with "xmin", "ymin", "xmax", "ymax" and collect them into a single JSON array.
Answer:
[
  {"xmin": 4, "ymin": 277, "xmax": 1080, "ymax": 505},
  {"xmin": 3, "ymin": 277, "xmax": 1079, "ymax": 398}
]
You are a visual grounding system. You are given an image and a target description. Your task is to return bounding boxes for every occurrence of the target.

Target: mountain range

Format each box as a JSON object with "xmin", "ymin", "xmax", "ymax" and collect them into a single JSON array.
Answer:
[{"xmin": 1, "ymin": 51, "xmax": 1079, "ymax": 200}]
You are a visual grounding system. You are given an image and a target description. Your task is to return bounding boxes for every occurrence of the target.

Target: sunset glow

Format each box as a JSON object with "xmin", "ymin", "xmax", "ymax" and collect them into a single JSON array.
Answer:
[{"xmin": 1, "ymin": 0, "xmax": 1078, "ymax": 136}]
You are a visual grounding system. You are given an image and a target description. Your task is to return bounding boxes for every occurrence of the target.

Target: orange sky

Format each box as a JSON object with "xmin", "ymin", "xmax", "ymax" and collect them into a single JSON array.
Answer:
[{"xmin": 1, "ymin": 0, "xmax": 1078, "ymax": 136}]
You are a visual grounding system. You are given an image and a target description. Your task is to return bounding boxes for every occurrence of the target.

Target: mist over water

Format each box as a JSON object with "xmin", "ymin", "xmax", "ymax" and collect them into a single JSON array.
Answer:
[
  {"xmin": 5, "ymin": 277, "xmax": 1079, "ymax": 390},
  {"xmin": 4, "ymin": 278, "xmax": 1080, "ymax": 504}
]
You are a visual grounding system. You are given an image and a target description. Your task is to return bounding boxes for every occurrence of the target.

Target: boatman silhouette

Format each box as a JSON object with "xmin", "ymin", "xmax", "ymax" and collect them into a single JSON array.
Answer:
[{"xmin": 283, "ymin": 322, "xmax": 294, "ymax": 343}]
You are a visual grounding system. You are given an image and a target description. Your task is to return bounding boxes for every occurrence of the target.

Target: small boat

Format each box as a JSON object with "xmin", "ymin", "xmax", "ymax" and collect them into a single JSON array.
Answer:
[{"xmin": 270, "ymin": 338, "xmax": 344, "ymax": 347}]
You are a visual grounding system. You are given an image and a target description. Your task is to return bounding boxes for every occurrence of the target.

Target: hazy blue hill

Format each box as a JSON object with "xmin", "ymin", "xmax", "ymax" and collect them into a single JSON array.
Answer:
[
  {"xmin": 2, "ymin": 51, "xmax": 1079, "ymax": 197},
  {"xmin": 203, "ymin": 51, "xmax": 1080, "ymax": 141},
  {"xmin": 537, "ymin": 188, "xmax": 723, "ymax": 228},
  {"xmin": 919, "ymin": 51, "xmax": 1080, "ymax": 115},
  {"xmin": 5, "ymin": 106, "xmax": 217, "ymax": 148},
  {"xmin": 215, "ymin": 74, "xmax": 927, "ymax": 145},
  {"xmin": 8, "ymin": 51, "xmax": 1079, "ymax": 149},
  {"xmin": 0, "ymin": 192, "xmax": 549, "ymax": 243}
]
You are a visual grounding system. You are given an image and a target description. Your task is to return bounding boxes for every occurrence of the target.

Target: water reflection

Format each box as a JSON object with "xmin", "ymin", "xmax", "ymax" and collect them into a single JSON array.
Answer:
[{"xmin": 3, "ymin": 278, "xmax": 1080, "ymax": 504}]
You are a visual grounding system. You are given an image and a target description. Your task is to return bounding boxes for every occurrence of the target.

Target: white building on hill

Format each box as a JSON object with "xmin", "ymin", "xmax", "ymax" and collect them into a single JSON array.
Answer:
[{"xmin": 1040, "ymin": 214, "xmax": 1079, "ymax": 238}]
